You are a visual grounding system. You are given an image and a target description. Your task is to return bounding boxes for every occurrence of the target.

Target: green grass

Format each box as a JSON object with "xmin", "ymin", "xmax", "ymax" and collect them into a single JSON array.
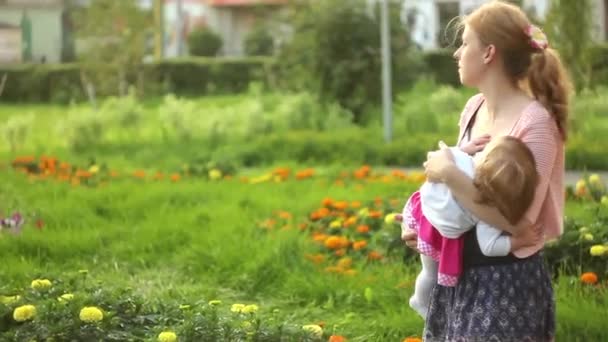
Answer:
[{"xmin": 0, "ymin": 168, "xmax": 607, "ymax": 341}]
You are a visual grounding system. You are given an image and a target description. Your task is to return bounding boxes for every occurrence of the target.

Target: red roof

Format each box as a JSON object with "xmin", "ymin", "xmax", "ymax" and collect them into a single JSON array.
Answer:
[{"xmin": 208, "ymin": 0, "xmax": 287, "ymax": 6}]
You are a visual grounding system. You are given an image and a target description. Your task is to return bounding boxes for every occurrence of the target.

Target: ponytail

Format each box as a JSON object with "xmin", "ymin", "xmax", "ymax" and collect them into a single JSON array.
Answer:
[{"xmin": 527, "ymin": 48, "xmax": 572, "ymax": 141}]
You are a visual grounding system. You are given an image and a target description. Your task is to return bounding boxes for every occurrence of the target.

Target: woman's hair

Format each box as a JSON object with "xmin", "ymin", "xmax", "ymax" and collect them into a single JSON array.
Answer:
[
  {"xmin": 473, "ymin": 136, "xmax": 538, "ymax": 225},
  {"xmin": 461, "ymin": 0, "xmax": 572, "ymax": 140}
]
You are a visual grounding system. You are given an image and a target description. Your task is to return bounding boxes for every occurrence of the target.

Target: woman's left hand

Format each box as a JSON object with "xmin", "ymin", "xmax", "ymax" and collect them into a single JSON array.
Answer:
[{"xmin": 424, "ymin": 141, "xmax": 455, "ymax": 183}]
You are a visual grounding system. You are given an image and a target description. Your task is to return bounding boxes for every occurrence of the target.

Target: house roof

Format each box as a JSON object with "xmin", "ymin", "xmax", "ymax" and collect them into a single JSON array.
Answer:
[
  {"xmin": 207, "ymin": 0, "xmax": 287, "ymax": 7},
  {"xmin": 0, "ymin": 22, "xmax": 20, "ymax": 29}
]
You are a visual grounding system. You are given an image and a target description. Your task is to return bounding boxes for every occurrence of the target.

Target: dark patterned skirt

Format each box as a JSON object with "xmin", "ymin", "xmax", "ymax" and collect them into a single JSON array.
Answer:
[{"xmin": 423, "ymin": 253, "xmax": 555, "ymax": 342}]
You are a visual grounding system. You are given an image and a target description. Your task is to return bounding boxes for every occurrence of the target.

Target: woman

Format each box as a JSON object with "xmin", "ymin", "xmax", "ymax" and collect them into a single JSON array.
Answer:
[{"xmin": 404, "ymin": 1, "xmax": 571, "ymax": 341}]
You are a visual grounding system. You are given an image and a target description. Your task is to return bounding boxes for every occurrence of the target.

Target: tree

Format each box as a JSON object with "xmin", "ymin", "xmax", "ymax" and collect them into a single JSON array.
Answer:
[
  {"xmin": 244, "ymin": 24, "xmax": 274, "ymax": 56},
  {"xmin": 544, "ymin": 0, "xmax": 593, "ymax": 90},
  {"xmin": 277, "ymin": 0, "xmax": 419, "ymax": 123},
  {"xmin": 74, "ymin": 0, "xmax": 153, "ymax": 99}
]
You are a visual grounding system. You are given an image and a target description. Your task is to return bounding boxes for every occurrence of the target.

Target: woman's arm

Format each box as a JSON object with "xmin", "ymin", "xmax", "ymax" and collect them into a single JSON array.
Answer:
[
  {"xmin": 424, "ymin": 148, "xmax": 525, "ymax": 235},
  {"xmin": 442, "ymin": 164, "xmax": 525, "ymax": 234}
]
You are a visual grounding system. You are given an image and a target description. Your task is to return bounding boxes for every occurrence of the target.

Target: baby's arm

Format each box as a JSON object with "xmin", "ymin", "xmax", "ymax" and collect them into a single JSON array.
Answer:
[{"xmin": 476, "ymin": 221, "xmax": 511, "ymax": 256}]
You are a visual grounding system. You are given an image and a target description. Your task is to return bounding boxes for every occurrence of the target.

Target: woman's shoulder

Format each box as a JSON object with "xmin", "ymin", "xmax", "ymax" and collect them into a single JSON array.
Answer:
[{"xmin": 518, "ymin": 100, "xmax": 557, "ymax": 129}]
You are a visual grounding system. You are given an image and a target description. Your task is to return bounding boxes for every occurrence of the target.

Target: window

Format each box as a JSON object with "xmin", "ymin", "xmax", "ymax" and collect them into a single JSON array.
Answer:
[{"xmin": 436, "ymin": 1, "xmax": 459, "ymax": 48}]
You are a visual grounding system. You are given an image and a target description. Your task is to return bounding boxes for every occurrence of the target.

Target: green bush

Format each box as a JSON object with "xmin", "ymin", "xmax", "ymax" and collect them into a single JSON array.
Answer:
[
  {"xmin": 0, "ymin": 58, "xmax": 275, "ymax": 103},
  {"xmin": 188, "ymin": 27, "xmax": 223, "ymax": 57},
  {"xmin": 244, "ymin": 25, "xmax": 275, "ymax": 56},
  {"xmin": 588, "ymin": 43, "xmax": 608, "ymax": 87},
  {"xmin": 422, "ymin": 50, "xmax": 460, "ymax": 87}
]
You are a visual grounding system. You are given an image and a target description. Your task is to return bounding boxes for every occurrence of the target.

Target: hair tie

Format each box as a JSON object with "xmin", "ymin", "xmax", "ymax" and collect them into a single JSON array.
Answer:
[{"xmin": 525, "ymin": 24, "xmax": 549, "ymax": 50}]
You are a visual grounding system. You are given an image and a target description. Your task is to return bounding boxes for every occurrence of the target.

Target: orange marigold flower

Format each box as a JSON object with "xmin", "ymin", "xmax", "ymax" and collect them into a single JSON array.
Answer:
[
  {"xmin": 343, "ymin": 269, "xmax": 357, "ymax": 276},
  {"xmin": 305, "ymin": 254, "xmax": 325, "ymax": 264},
  {"xmin": 343, "ymin": 216, "xmax": 358, "ymax": 227},
  {"xmin": 391, "ymin": 169, "xmax": 407, "ymax": 179},
  {"xmin": 322, "ymin": 197, "xmax": 334, "ymax": 207},
  {"xmin": 581, "ymin": 272, "xmax": 598, "ymax": 285},
  {"xmin": 337, "ymin": 257, "xmax": 353, "ymax": 269},
  {"xmin": 277, "ymin": 211, "xmax": 292, "ymax": 220},
  {"xmin": 299, "ymin": 223, "xmax": 308, "ymax": 230},
  {"xmin": 353, "ymin": 240, "xmax": 367, "ymax": 251},
  {"xmin": 334, "ymin": 248, "xmax": 346, "ymax": 257},
  {"xmin": 325, "ymin": 236, "xmax": 343, "ymax": 250},
  {"xmin": 329, "ymin": 335, "xmax": 347, "ymax": 342},
  {"xmin": 110, "ymin": 170, "xmax": 119, "ymax": 178},
  {"xmin": 403, "ymin": 338, "xmax": 423, "ymax": 342},
  {"xmin": 368, "ymin": 210, "xmax": 383, "ymax": 219},
  {"xmin": 368, "ymin": 251, "xmax": 383, "ymax": 261},
  {"xmin": 133, "ymin": 170, "xmax": 146, "ymax": 179},
  {"xmin": 153, "ymin": 172, "xmax": 164, "ymax": 180},
  {"xmin": 350, "ymin": 201, "xmax": 362, "ymax": 208},
  {"xmin": 356, "ymin": 225, "xmax": 370, "ymax": 234},
  {"xmin": 312, "ymin": 233, "xmax": 328, "ymax": 243},
  {"xmin": 170, "ymin": 173, "xmax": 181, "ymax": 182},
  {"xmin": 296, "ymin": 168, "xmax": 315, "ymax": 180},
  {"xmin": 332, "ymin": 201, "xmax": 348, "ymax": 210},
  {"xmin": 325, "ymin": 266, "xmax": 343, "ymax": 274},
  {"xmin": 12, "ymin": 156, "xmax": 35, "ymax": 165}
]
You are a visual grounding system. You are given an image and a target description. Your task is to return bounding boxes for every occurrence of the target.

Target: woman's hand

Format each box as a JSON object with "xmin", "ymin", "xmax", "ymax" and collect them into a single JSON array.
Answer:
[
  {"xmin": 460, "ymin": 134, "xmax": 491, "ymax": 155},
  {"xmin": 424, "ymin": 142, "xmax": 456, "ymax": 183}
]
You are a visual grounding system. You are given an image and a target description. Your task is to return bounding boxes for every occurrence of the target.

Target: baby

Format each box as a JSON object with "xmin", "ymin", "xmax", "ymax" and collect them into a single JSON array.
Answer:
[{"xmin": 402, "ymin": 136, "xmax": 540, "ymax": 318}]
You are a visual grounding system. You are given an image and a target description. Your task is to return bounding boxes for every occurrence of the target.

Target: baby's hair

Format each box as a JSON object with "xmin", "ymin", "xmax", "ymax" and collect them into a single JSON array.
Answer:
[{"xmin": 473, "ymin": 136, "xmax": 538, "ymax": 225}]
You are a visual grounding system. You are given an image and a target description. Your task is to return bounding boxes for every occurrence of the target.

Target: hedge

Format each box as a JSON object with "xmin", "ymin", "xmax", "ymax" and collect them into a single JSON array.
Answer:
[{"xmin": 0, "ymin": 57, "xmax": 276, "ymax": 103}]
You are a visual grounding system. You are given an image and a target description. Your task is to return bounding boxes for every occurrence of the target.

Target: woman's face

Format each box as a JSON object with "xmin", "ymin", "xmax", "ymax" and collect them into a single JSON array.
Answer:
[{"xmin": 453, "ymin": 25, "xmax": 488, "ymax": 87}]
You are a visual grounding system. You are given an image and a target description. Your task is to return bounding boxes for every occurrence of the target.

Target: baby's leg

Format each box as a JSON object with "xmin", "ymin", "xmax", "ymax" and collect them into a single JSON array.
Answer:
[{"xmin": 409, "ymin": 254, "xmax": 437, "ymax": 318}]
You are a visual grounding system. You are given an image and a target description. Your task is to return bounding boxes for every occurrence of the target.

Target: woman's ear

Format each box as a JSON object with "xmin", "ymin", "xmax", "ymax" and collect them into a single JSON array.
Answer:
[{"xmin": 483, "ymin": 44, "xmax": 496, "ymax": 64}]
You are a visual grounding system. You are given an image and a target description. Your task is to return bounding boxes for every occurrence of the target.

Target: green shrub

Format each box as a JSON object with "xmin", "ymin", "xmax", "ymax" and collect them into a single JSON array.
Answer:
[
  {"xmin": 244, "ymin": 25, "xmax": 275, "ymax": 56},
  {"xmin": 0, "ymin": 58, "xmax": 275, "ymax": 103},
  {"xmin": 422, "ymin": 50, "xmax": 460, "ymax": 87},
  {"xmin": 188, "ymin": 27, "xmax": 223, "ymax": 57},
  {"xmin": 588, "ymin": 43, "xmax": 608, "ymax": 87}
]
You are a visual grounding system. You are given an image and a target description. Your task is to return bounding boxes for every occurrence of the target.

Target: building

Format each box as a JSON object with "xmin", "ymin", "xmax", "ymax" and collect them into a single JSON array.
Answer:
[
  {"xmin": 0, "ymin": 0, "xmax": 66, "ymax": 63},
  {"xmin": 402, "ymin": 0, "xmax": 608, "ymax": 50},
  {"xmin": 162, "ymin": 0, "xmax": 287, "ymax": 57}
]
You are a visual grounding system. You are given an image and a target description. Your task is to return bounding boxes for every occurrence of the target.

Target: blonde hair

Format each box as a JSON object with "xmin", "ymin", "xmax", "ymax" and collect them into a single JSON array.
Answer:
[
  {"xmin": 473, "ymin": 136, "xmax": 538, "ymax": 225},
  {"xmin": 462, "ymin": 0, "xmax": 572, "ymax": 140}
]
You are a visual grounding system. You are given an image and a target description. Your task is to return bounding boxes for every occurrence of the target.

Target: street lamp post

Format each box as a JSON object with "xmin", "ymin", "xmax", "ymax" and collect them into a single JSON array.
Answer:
[{"xmin": 380, "ymin": 0, "xmax": 393, "ymax": 143}]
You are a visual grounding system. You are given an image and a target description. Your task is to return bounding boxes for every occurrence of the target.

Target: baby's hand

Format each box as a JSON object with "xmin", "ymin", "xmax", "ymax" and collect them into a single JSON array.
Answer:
[
  {"xmin": 510, "ymin": 224, "xmax": 543, "ymax": 251},
  {"xmin": 460, "ymin": 134, "xmax": 491, "ymax": 155}
]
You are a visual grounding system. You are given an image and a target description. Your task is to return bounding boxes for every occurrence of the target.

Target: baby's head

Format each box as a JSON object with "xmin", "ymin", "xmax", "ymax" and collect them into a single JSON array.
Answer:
[{"xmin": 473, "ymin": 136, "xmax": 538, "ymax": 225}]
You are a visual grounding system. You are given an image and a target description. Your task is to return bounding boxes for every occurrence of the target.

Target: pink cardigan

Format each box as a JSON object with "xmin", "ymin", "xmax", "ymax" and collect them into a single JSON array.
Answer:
[{"xmin": 457, "ymin": 94, "xmax": 564, "ymax": 258}]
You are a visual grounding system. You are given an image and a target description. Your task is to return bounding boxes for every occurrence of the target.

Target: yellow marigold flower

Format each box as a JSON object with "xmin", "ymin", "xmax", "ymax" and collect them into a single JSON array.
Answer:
[
  {"xmin": 384, "ymin": 213, "xmax": 397, "ymax": 224},
  {"xmin": 58, "ymin": 293, "xmax": 74, "ymax": 302},
  {"xmin": 13, "ymin": 305, "xmax": 36, "ymax": 322},
  {"xmin": 357, "ymin": 208, "xmax": 370, "ymax": 218},
  {"xmin": 208, "ymin": 300, "xmax": 222, "ymax": 306},
  {"xmin": 79, "ymin": 306, "xmax": 104, "ymax": 323},
  {"xmin": 158, "ymin": 331, "xmax": 177, "ymax": 342},
  {"xmin": 329, "ymin": 220, "xmax": 342, "ymax": 229},
  {"xmin": 231, "ymin": 303, "xmax": 245, "ymax": 313},
  {"xmin": 0, "ymin": 295, "xmax": 21, "ymax": 305},
  {"xmin": 590, "ymin": 245, "xmax": 607, "ymax": 256},
  {"xmin": 88, "ymin": 165, "xmax": 100, "ymax": 174},
  {"xmin": 302, "ymin": 324, "xmax": 323, "ymax": 338},
  {"xmin": 579, "ymin": 226, "xmax": 589, "ymax": 233},
  {"xmin": 209, "ymin": 169, "xmax": 223, "ymax": 180},
  {"xmin": 589, "ymin": 174, "xmax": 601, "ymax": 186},
  {"xmin": 583, "ymin": 233, "xmax": 594, "ymax": 241},
  {"xmin": 31, "ymin": 279, "xmax": 52, "ymax": 290},
  {"xmin": 242, "ymin": 304, "xmax": 258, "ymax": 314}
]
